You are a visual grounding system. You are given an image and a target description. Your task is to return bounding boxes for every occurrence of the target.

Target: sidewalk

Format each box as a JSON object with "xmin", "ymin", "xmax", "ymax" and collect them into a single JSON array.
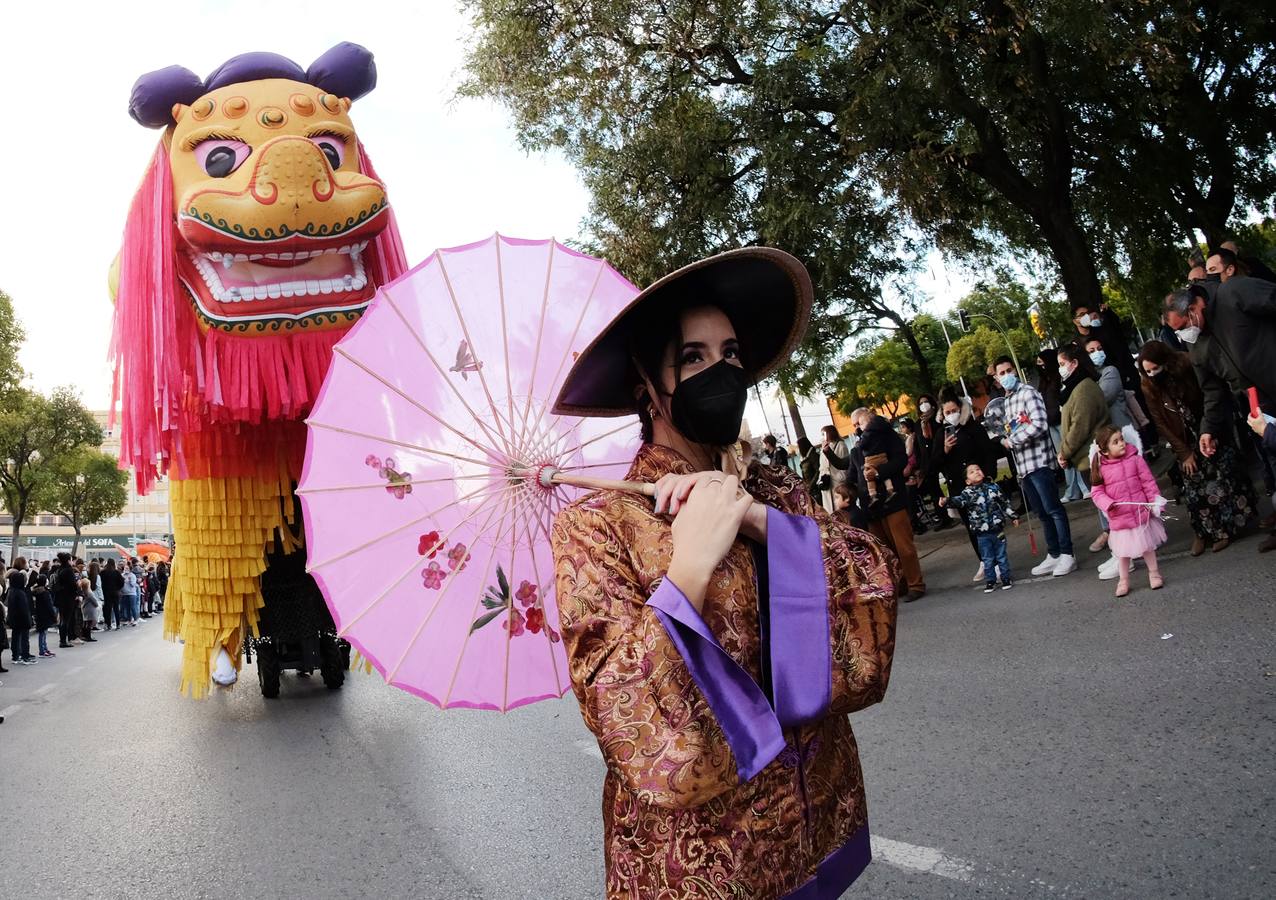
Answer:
[{"xmin": 910, "ymin": 468, "xmax": 1274, "ymax": 597}]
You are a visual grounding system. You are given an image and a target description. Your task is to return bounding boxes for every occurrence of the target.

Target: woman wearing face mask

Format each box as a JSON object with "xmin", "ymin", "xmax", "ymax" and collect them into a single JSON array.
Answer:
[
  {"xmin": 912, "ymin": 394, "xmax": 947, "ymax": 529},
  {"xmin": 1056, "ymin": 346, "xmax": 1113, "ymax": 551},
  {"xmin": 1137, "ymin": 340, "xmax": 1257, "ymax": 555},
  {"xmin": 550, "ymin": 248, "xmax": 898, "ymax": 899},
  {"xmin": 1034, "ymin": 348, "xmax": 1077, "ymax": 499},
  {"xmin": 1083, "ymin": 336, "xmax": 1133, "ymax": 432},
  {"xmin": 930, "ymin": 387, "xmax": 999, "ymax": 578}
]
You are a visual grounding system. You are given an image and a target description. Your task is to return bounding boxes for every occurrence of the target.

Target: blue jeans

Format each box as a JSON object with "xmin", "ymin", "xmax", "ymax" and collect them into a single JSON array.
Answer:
[
  {"xmin": 37, "ymin": 629, "xmax": 49, "ymax": 655},
  {"xmin": 976, "ymin": 532, "xmax": 1012, "ymax": 585},
  {"xmin": 1021, "ymin": 466, "xmax": 1074, "ymax": 557},
  {"xmin": 122, "ymin": 594, "xmax": 139, "ymax": 621}
]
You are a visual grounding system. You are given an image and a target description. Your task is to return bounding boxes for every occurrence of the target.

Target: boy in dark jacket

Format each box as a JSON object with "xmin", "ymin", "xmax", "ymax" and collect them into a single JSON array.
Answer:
[{"xmin": 941, "ymin": 463, "xmax": 1020, "ymax": 591}]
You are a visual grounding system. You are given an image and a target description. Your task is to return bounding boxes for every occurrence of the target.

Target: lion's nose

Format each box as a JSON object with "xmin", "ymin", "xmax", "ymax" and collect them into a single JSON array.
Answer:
[{"xmin": 249, "ymin": 137, "xmax": 335, "ymax": 207}]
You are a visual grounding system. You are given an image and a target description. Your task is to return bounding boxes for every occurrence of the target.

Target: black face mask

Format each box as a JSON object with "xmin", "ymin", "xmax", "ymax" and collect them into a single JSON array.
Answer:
[
  {"xmin": 1203, "ymin": 272, "xmax": 1221, "ymax": 283},
  {"xmin": 669, "ymin": 360, "xmax": 749, "ymax": 446}
]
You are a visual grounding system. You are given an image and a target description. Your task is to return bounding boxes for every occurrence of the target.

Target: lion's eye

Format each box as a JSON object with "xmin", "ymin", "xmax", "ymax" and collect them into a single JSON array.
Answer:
[
  {"xmin": 309, "ymin": 135, "xmax": 346, "ymax": 169},
  {"xmin": 194, "ymin": 139, "xmax": 251, "ymax": 177}
]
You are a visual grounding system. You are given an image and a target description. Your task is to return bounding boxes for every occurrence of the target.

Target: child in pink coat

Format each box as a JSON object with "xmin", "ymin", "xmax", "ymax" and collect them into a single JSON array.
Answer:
[{"xmin": 1089, "ymin": 424, "xmax": 1167, "ymax": 597}]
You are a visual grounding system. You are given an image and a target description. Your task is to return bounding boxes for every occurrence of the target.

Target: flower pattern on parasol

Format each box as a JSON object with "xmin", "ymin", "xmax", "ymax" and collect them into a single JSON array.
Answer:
[{"xmin": 298, "ymin": 234, "xmax": 641, "ymax": 711}]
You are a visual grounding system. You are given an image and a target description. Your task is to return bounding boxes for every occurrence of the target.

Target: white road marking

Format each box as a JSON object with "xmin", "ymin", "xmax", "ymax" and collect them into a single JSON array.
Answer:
[
  {"xmin": 66, "ymin": 666, "xmax": 83, "ymax": 676},
  {"xmin": 33, "ymin": 682, "xmax": 58, "ymax": 696},
  {"xmin": 0, "ymin": 704, "xmax": 21, "ymax": 718},
  {"xmin": 871, "ymin": 835, "xmax": 975, "ymax": 882}
]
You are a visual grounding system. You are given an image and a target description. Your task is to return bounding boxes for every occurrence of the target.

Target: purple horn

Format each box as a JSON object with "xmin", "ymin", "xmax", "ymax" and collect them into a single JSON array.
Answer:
[
  {"xmin": 307, "ymin": 42, "xmax": 377, "ymax": 101},
  {"xmin": 129, "ymin": 65, "xmax": 205, "ymax": 128}
]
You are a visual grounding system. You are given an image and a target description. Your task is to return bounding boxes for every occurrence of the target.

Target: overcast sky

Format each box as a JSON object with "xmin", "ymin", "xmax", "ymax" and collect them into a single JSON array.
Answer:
[{"xmin": 0, "ymin": 0, "xmax": 968, "ymax": 439}]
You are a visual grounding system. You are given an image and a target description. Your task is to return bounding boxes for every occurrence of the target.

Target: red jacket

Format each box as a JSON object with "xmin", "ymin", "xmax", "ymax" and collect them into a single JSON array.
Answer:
[{"xmin": 1090, "ymin": 445, "xmax": 1161, "ymax": 531}]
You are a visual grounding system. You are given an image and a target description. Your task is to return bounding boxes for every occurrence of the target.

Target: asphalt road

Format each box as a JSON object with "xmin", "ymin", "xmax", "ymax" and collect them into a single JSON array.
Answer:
[{"xmin": 1, "ymin": 499, "xmax": 1272, "ymax": 899}]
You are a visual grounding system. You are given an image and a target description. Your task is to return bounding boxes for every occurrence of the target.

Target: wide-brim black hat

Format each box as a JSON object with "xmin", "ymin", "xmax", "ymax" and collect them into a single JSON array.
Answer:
[{"xmin": 553, "ymin": 247, "xmax": 813, "ymax": 417}]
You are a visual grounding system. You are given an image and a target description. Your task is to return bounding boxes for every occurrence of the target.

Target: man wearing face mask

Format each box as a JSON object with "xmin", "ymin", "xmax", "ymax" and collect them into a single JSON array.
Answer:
[
  {"xmin": 1073, "ymin": 302, "xmax": 1138, "ymax": 390},
  {"xmin": 1164, "ymin": 282, "xmax": 1276, "ymax": 461},
  {"xmin": 992, "ymin": 356, "xmax": 1077, "ymax": 576}
]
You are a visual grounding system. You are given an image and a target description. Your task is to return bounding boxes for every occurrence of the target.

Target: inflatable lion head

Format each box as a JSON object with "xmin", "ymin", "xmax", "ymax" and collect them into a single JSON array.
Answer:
[{"xmin": 113, "ymin": 43, "xmax": 408, "ymax": 490}]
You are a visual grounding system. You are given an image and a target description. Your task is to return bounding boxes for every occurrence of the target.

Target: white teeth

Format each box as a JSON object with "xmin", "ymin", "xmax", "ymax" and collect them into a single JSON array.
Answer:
[{"xmin": 190, "ymin": 246, "xmax": 367, "ymax": 305}]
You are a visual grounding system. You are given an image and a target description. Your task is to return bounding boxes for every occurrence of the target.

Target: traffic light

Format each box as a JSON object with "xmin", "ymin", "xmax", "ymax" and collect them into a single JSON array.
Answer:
[{"xmin": 957, "ymin": 308, "xmax": 972, "ymax": 332}]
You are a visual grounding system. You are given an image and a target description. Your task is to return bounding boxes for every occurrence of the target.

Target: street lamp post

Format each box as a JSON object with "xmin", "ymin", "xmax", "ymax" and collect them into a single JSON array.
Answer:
[{"xmin": 959, "ymin": 310, "xmax": 1024, "ymax": 376}]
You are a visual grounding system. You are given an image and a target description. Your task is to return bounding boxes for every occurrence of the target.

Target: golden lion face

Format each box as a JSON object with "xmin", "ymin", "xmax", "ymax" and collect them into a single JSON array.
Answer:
[{"xmin": 169, "ymin": 78, "xmax": 390, "ymax": 334}]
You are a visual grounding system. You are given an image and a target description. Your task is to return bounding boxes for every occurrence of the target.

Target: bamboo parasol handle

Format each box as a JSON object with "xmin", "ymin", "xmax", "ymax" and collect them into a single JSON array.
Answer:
[{"xmin": 548, "ymin": 471, "xmax": 655, "ymax": 497}]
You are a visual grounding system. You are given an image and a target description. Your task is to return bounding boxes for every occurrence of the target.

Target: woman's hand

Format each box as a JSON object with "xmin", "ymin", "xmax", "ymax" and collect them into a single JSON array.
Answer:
[
  {"xmin": 653, "ymin": 471, "xmax": 730, "ymax": 516},
  {"xmin": 943, "ymin": 433, "xmax": 958, "ymax": 453},
  {"xmin": 666, "ymin": 475, "xmax": 754, "ymax": 613},
  {"xmin": 1180, "ymin": 453, "xmax": 1198, "ymax": 476},
  {"xmin": 1248, "ymin": 412, "xmax": 1270, "ymax": 438}
]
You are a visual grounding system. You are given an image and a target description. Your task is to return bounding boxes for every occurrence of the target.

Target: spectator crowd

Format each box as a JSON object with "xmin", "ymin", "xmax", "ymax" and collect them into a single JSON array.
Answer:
[
  {"xmin": 752, "ymin": 240, "xmax": 1276, "ymax": 600},
  {"xmin": 1, "ymin": 552, "xmax": 169, "ymax": 693}
]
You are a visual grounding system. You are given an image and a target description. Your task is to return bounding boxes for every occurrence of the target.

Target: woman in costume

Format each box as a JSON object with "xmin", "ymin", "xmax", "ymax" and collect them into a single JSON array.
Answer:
[{"xmin": 549, "ymin": 248, "xmax": 899, "ymax": 899}]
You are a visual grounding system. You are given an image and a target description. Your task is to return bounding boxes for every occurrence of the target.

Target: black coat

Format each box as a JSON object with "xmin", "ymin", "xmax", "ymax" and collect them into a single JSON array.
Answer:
[
  {"xmin": 1193, "ymin": 276, "xmax": 1276, "ymax": 433},
  {"xmin": 32, "ymin": 575, "xmax": 57, "ymax": 630},
  {"xmin": 850, "ymin": 415, "xmax": 909, "ymax": 520},
  {"xmin": 100, "ymin": 567, "xmax": 124, "ymax": 599},
  {"xmin": 52, "ymin": 565, "xmax": 79, "ymax": 604},
  {"xmin": 929, "ymin": 404, "xmax": 998, "ymax": 491},
  {"xmin": 5, "ymin": 570, "xmax": 33, "ymax": 631}
]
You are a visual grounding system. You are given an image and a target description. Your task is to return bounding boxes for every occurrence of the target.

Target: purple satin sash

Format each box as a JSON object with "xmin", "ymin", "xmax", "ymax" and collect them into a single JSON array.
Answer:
[
  {"xmin": 783, "ymin": 825, "xmax": 872, "ymax": 898},
  {"xmin": 764, "ymin": 506, "xmax": 833, "ymax": 728},
  {"xmin": 647, "ymin": 579, "xmax": 787, "ymax": 780}
]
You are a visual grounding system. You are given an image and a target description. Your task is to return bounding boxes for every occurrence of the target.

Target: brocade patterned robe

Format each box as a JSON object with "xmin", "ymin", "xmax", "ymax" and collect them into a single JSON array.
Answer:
[{"xmin": 550, "ymin": 444, "xmax": 899, "ymax": 899}]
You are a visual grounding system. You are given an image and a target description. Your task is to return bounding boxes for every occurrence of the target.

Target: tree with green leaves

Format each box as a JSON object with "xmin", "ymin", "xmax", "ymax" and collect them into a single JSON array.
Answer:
[
  {"xmin": 833, "ymin": 339, "xmax": 923, "ymax": 418},
  {"xmin": 0, "ymin": 387, "xmax": 103, "ymax": 553},
  {"xmin": 463, "ymin": 1, "xmax": 1276, "ymax": 380},
  {"xmin": 461, "ymin": 0, "xmax": 935, "ymax": 399},
  {"xmin": 0, "ymin": 289, "xmax": 26, "ymax": 398},
  {"xmin": 946, "ymin": 325, "xmax": 1038, "ymax": 385},
  {"xmin": 45, "ymin": 449, "xmax": 129, "ymax": 559}
]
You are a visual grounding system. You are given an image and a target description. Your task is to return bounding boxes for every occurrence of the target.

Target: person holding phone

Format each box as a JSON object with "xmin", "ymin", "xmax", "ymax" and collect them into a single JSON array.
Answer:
[{"xmin": 930, "ymin": 388, "xmax": 999, "ymax": 580}]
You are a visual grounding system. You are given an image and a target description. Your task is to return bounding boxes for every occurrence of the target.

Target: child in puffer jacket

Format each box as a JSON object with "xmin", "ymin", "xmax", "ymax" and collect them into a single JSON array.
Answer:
[
  {"xmin": 1090, "ymin": 424, "xmax": 1167, "ymax": 597},
  {"xmin": 940, "ymin": 462, "xmax": 1019, "ymax": 592}
]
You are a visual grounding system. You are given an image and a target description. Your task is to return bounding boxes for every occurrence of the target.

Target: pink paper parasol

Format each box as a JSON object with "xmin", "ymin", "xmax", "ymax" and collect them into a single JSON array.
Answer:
[{"xmin": 298, "ymin": 235, "xmax": 643, "ymax": 711}]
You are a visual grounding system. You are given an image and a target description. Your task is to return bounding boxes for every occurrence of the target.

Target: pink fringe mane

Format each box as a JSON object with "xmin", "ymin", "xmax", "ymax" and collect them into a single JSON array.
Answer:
[{"xmin": 111, "ymin": 140, "xmax": 408, "ymax": 494}]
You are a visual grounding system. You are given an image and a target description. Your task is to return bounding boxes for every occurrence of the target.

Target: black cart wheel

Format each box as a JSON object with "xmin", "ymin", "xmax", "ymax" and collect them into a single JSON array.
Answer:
[
  {"xmin": 257, "ymin": 642, "xmax": 282, "ymax": 698},
  {"xmin": 320, "ymin": 634, "xmax": 346, "ymax": 690}
]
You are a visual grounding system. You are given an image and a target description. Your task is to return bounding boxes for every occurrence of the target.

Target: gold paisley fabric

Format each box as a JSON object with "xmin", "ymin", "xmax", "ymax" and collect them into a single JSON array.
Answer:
[{"xmin": 550, "ymin": 444, "xmax": 899, "ymax": 899}]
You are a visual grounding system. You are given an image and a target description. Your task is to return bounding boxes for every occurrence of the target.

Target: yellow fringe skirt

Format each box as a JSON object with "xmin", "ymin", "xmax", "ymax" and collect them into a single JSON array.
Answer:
[{"xmin": 164, "ymin": 474, "xmax": 300, "ymax": 698}]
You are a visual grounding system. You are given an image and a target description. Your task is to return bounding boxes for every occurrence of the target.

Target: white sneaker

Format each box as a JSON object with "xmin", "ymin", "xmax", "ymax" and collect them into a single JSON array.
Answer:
[
  {"xmin": 1031, "ymin": 555, "xmax": 1060, "ymax": 576},
  {"xmin": 210, "ymin": 648, "xmax": 238, "ymax": 687},
  {"xmin": 1052, "ymin": 554, "xmax": 1077, "ymax": 576},
  {"xmin": 972, "ymin": 563, "xmax": 985, "ymax": 582},
  {"xmin": 1098, "ymin": 555, "xmax": 1137, "ymax": 580}
]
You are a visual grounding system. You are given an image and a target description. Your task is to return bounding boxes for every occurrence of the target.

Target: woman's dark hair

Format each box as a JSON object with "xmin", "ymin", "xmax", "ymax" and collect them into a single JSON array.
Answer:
[
  {"xmin": 1035, "ymin": 348, "xmax": 1060, "ymax": 388},
  {"xmin": 821, "ymin": 424, "xmax": 842, "ymax": 443},
  {"xmin": 832, "ymin": 480, "xmax": 856, "ymax": 502},
  {"xmin": 937, "ymin": 386, "xmax": 962, "ymax": 408},
  {"xmin": 896, "ymin": 418, "xmax": 918, "ymax": 435},
  {"xmin": 628, "ymin": 301, "xmax": 752, "ymax": 443},
  {"xmin": 797, "ymin": 436, "xmax": 813, "ymax": 455}
]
